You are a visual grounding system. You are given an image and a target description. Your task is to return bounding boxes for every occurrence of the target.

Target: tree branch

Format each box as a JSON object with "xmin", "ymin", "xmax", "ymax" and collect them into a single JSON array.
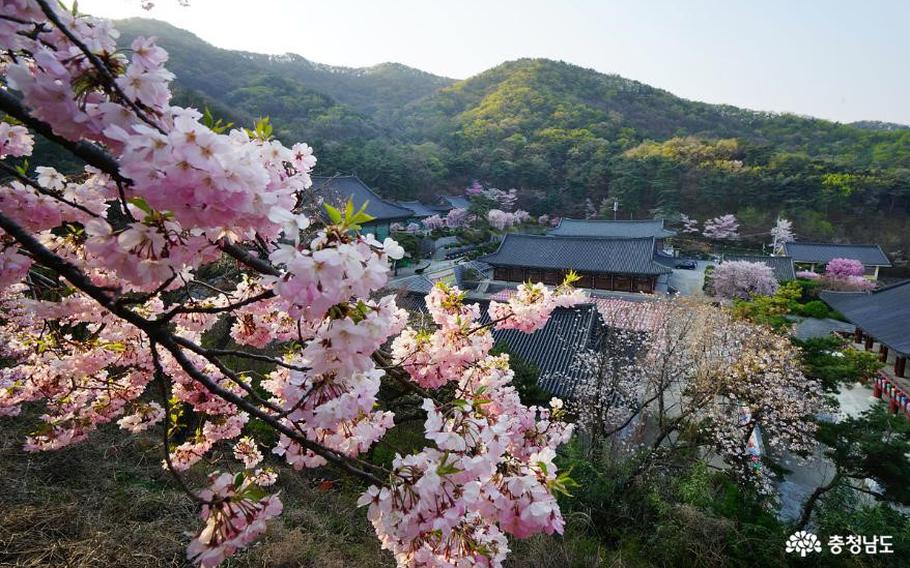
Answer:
[
  {"xmin": 0, "ymin": 210, "xmax": 387, "ymax": 485},
  {"xmin": 0, "ymin": 89, "xmax": 123, "ymax": 180}
]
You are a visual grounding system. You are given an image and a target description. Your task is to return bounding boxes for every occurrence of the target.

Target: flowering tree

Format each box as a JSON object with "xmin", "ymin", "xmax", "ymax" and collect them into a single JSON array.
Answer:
[
  {"xmin": 819, "ymin": 258, "xmax": 875, "ymax": 291},
  {"xmin": 567, "ymin": 299, "xmax": 823, "ymax": 494},
  {"xmin": 679, "ymin": 213, "xmax": 699, "ymax": 234},
  {"xmin": 770, "ymin": 217, "xmax": 794, "ymax": 254},
  {"xmin": 465, "ymin": 180, "xmax": 484, "ymax": 196},
  {"xmin": 0, "ymin": 5, "xmax": 585, "ymax": 566},
  {"xmin": 795, "ymin": 270, "xmax": 820, "ymax": 280},
  {"xmin": 537, "ymin": 214, "xmax": 550, "ymax": 225},
  {"xmin": 711, "ymin": 261, "xmax": 778, "ymax": 300},
  {"xmin": 702, "ymin": 214, "xmax": 740, "ymax": 240},
  {"xmin": 421, "ymin": 213, "xmax": 446, "ymax": 231},
  {"xmin": 825, "ymin": 257, "xmax": 864, "ymax": 278},
  {"xmin": 445, "ymin": 207, "xmax": 468, "ymax": 228},
  {"xmin": 487, "ymin": 208, "xmax": 518, "ymax": 231},
  {"xmin": 466, "ymin": 181, "xmax": 517, "ymax": 212}
]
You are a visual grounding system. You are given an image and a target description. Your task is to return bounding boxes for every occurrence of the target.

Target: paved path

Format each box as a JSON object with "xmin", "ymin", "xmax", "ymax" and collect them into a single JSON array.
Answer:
[
  {"xmin": 777, "ymin": 383, "xmax": 880, "ymax": 523},
  {"xmin": 791, "ymin": 316, "xmax": 855, "ymax": 341},
  {"xmin": 668, "ymin": 260, "xmax": 711, "ymax": 296}
]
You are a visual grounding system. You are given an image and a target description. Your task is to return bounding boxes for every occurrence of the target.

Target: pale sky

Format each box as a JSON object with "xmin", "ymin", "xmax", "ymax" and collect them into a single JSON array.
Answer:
[{"xmin": 78, "ymin": 0, "xmax": 910, "ymax": 125}]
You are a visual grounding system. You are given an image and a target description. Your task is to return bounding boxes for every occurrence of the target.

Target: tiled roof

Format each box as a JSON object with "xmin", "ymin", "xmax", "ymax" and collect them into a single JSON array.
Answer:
[
  {"xmin": 311, "ymin": 176, "xmax": 414, "ymax": 221},
  {"xmin": 723, "ymin": 255, "xmax": 796, "ymax": 281},
  {"xmin": 550, "ymin": 218, "xmax": 676, "ymax": 239},
  {"xmin": 385, "ymin": 274, "xmax": 435, "ymax": 294},
  {"xmin": 478, "ymin": 234, "xmax": 671, "ymax": 276},
  {"xmin": 454, "ymin": 261, "xmax": 493, "ymax": 287},
  {"xmin": 396, "ymin": 200, "xmax": 438, "ymax": 218},
  {"xmin": 442, "ymin": 196, "xmax": 470, "ymax": 210},
  {"xmin": 784, "ymin": 242, "xmax": 891, "ymax": 267},
  {"xmin": 397, "ymin": 290, "xmax": 655, "ymax": 399},
  {"xmin": 821, "ymin": 280, "xmax": 910, "ymax": 356},
  {"xmin": 484, "ymin": 303, "xmax": 602, "ymax": 399}
]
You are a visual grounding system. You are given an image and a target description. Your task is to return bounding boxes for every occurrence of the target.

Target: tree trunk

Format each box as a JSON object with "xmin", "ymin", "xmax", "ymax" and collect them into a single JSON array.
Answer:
[{"xmin": 798, "ymin": 471, "xmax": 842, "ymax": 530}]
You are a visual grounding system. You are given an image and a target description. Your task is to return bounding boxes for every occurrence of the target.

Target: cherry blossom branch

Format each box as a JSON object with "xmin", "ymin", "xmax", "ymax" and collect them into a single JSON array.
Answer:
[
  {"xmin": 0, "ymin": 161, "xmax": 101, "ymax": 218},
  {"xmin": 159, "ymin": 289, "xmax": 276, "ymax": 321},
  {"xmin": 34, "ymin": 0, "xmax": 165, "ymax": 134},
  {"xmin": 0, "ymin": 209, "xmax": 387, "ymax": 485},
  {"xmin": 0, "ymin": 89, "xmax": 124, "ymax": 180},
  {"xmin": 160, "ymin": 338, "xmax": 387, "ymax": 483},
  {"xmin": 3, "ymin": 86, "xmax": 287, "ymax": 280},
  {"xmin": 172, "ymin": 338, "xmax": 310, "ymax": 373},
  {"xmin": 151, "ymin": 342, "xmax": 206, "ymax": 504},
  {"xmin": 218, "ymin": 242, "xmax": 281, "ymax": 276}
]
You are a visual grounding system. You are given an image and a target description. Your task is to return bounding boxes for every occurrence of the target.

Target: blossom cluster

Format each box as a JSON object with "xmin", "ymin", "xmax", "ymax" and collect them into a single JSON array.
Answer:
[
  {"xmin": 188, "ymin": 472, "xmax": 283, "ymax": 568},
  {"xmin": 793, "ymin": 258, "xmax": 876, "ymax": 292},
  {"xmin": 371, "ymin": 284, "xmax": 579, "ymax": 565}
]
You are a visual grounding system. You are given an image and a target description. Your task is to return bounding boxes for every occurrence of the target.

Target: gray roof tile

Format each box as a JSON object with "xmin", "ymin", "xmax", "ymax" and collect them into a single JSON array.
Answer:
[
  {"xmin": 311, "ymin": 176, "xmax": 414, "ymax": 222},
  {"xmin": 550, "ymin": 218, "xmax": 676, "ymax": 239},
  {"xmin": 820, "ymin": 280, "xmax": 910, "ymax": 355},
  {"xmin": 396, "ymin": 201, "xmax": 439, "ymax": 218},
  {"xmin": 784, "ymin": 242, "xmax": 891, "ymax": 267},
  {"xmin": 478, "ymin": 234, "xmax": 671, "ymax": 276}
]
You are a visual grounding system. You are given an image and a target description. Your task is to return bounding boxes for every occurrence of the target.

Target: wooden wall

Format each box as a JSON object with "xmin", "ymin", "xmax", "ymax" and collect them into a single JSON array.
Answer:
[{"xmin": 492, "ymin": 266, "xmax": 656, "ymax": 293}]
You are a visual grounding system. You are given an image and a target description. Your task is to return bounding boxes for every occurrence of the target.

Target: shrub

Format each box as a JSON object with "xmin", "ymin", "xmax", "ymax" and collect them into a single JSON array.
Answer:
[{"xmin": 800, "ymin": 300, "xmax": 830, "ymax": 319}]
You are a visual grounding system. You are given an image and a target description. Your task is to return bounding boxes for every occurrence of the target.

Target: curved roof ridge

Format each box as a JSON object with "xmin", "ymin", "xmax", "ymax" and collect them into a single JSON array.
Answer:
[{"xmin": 557, "ymin": 217, "xmax": 665, "ymax": 224}]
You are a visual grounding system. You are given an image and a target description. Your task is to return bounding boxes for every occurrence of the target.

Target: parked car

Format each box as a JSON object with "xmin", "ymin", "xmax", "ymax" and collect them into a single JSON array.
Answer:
[{"xmin": 675, "ymin": 260, "xmax": 698, "ymax": 270}]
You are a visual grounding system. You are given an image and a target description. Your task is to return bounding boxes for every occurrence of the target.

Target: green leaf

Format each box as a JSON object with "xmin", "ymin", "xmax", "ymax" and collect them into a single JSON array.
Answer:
[
  {"xmin": 128, "ymin": 197, "xmax": 153, "ymax": 215},
  {"xmin": 324, "ymin": 203, "xmax": 342, "ymax": 224},
  {"xmin": 252, "ymin": 116, "xmax": 273, "ymax": 140}
]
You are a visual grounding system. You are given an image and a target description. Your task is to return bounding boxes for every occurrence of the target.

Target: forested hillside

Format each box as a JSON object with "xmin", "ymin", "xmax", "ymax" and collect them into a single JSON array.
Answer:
[{"xmin": 108, "ymin": 19, "xmax": 910, "ymax": 254}]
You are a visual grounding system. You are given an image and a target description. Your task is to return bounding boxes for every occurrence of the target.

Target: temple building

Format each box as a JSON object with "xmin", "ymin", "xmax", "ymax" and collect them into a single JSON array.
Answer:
[
  {"xmin": 821, "ymin": 280, "xmax": 910, "ymax": 378},
  {"xmin": 549, "ymin": 218, "xmax": 676, "ymax": 251},
  {"xmin": 395, "ymin": 200, "xmax": 439, "ymax": 220},
  {"xmin": 311, "ymin": 175, "xmax": 413, "ymax": 239},
  {"xmin": 478, "ymin": 234, "xmax": 671, "ymax": 293},
  {"xmin": 784, "ymin": 241, "xmax": 891, "ymax": 280}
]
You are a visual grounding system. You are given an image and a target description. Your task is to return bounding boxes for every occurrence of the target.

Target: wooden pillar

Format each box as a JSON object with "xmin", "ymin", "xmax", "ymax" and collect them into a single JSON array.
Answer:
[
  {"xmin": 854, "ymin": 328, "xmax": 863, "ymax": 343},
  {"xmin": 865, "ymin": 335, "xmax": 874, "ymax": 350},
  {"xmin": 880, "ymin": 345, "xmax": 889, "ymax": 362},
  {"xmin": 896, "ymin": 356, "xmax": 908, "ymax": 379}
]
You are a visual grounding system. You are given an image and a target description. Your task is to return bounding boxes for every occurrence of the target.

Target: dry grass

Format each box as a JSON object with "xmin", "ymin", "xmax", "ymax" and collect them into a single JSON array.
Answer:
[
  {"xmin": 0, "ymin": 413, "xmax": 595, "ymax": 567},
  {"xmin": 0, "ymin": 414, "xmax": 391, "ymax": 567}
]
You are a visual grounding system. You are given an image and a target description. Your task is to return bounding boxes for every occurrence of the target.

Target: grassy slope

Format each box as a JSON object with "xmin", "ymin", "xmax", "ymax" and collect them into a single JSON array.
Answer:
[
  {"xmin": 0, "ymin": 415, "xmax": 389, "ymax": 567},
  {"xmin": 0, "ymin": 412, "xmax": 606, "ymax": 567}
]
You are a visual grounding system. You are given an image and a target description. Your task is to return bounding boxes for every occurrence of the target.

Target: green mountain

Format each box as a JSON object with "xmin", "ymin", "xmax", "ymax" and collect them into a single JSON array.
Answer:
[{"xmin": 100, "ymin": 20, "xmax": 910, "ymax": 255}]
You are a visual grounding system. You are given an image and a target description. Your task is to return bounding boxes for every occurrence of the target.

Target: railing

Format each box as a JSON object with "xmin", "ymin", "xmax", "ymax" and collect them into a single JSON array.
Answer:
[{"xmin": 873, "ymin": 372, "xmax": 910, "ymax": 417}]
